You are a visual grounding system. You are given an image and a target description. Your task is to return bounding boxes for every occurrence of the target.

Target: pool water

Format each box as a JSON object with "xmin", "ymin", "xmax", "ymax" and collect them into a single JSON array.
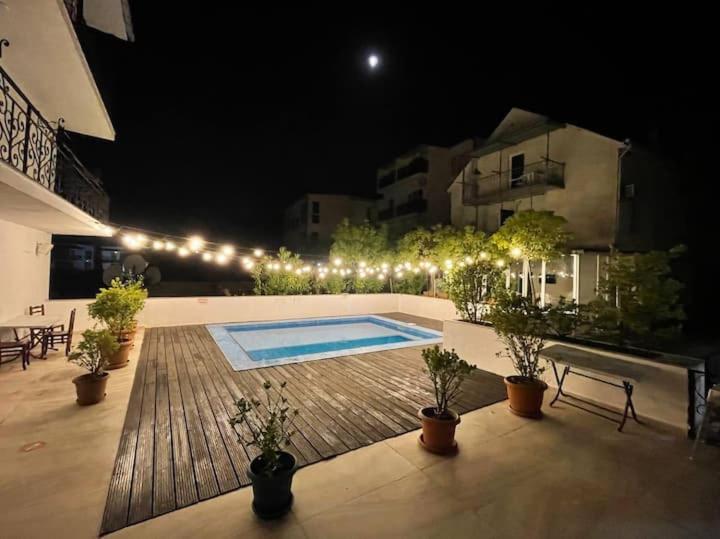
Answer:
[{"xmin": 207, "ymin": 315, "xmax": 442, "ymax": 371}]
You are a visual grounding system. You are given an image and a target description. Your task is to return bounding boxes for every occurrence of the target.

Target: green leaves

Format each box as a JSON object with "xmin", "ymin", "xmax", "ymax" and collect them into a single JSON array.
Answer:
[
  {"xmin": 228, "ymin": 380, "xmax": 299, "ymax": 476},
  {"xmin": 68, "ymin": 328, "xmax": 119, "ymax": 375},
  {"xmin": 330, "ymin": 219, "xmax": 390, "ymax": 266},
  {"xmin": 421, "ymin": 345, "xmax": 476, "ymax": 416},
  {"xmin": 492, "ymin": 210, "xmax": 571, "ymax": 261},
  {"xmin": 88, "ymin": 278, "xmax": 147, "ymax": 334}
]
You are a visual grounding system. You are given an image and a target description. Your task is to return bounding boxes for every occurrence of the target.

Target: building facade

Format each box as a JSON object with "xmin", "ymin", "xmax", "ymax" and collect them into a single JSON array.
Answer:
[
  {"xmin": 283, "ymin": 193, "xmax": 376, "ymax": 254},
  {"xmin": 0, "ymin": 1, "xmax": 126, "ymax": 335},
  {"xmin": 376, "ymin": 140, "xmax": 474, "ymax": 239},
  {"xmin": 448, "ymin": 108, "xmax": 685, "ymax": 304}
]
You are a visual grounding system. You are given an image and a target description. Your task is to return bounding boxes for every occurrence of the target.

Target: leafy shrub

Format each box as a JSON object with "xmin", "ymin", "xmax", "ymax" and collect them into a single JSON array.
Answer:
[
  {"xmin": 252, "ymin": 248, "xmax": 311, "ymax": 295},
  {"xmin": 545, "ymin": 297, "xmax": 581, "ymax": 337},
  {"xmin": 583, "ymin": 247, "xmax": 685, "ymax": 345},
  {"xmin": 88, "ymin": 278, "xmax": 147, "ymax": 335},
  {"xmin": 393, "ymin": 272, "xmax": 426, "ymax": 295},
  {"xmin": 486, "ymin": 291, "xmax": 551, "ymax": 380},
  {"xmin": 229, "ymin": 381, "xmax": 299, "ymax": 475},
  {"xmin": 421, "ymin": 345, "xmax": 476, "ymax": 417},
  {"xmin": 445, "ymin": 259, "xmax": 503, "ymax": 324},
  {"xmin": 492, "ymin": 210, "xmax": 571, "ymax": 261},
  {"xmin": 68, "ymin": 328, "xmax": 119, "ymax": 376}
]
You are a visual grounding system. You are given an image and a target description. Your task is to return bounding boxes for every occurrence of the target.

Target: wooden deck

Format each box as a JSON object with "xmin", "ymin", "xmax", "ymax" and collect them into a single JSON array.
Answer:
[{"xmin": 100, "ymin": 314, "xmax": 506, "ymax": 535}]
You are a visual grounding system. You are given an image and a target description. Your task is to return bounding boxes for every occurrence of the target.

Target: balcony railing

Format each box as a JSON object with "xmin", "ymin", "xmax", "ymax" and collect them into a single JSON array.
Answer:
[
  {"xmin": 462, "ymin": 159, "xmax": 565, "ymax": 206},
  {"xmin": 1, "ymin": 65, "xmax": 59, "ymax": 190},
  {"xmin": 378, "ymin": 198, "xmax": 428, "ymax": 221},
  {"xmin": 377, "ymin": 156, "xmax": 429, "ymax": 189}
]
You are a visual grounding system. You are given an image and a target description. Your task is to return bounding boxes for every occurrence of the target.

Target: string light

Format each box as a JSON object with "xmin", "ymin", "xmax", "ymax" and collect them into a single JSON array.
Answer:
[
  {"xmin": 216, "ymin": 253, "xmax": 228, "ymax": 265},
  {"xmin": 510, "ymin": 247, "xmax": 523, "ymax": 258},
  {"xmin": 221, "ymin": 245, "xmax": 235, "ymax": 256},
  {"xmin": 188, "ymin": 235, "xmax": 204, "ymax": 252},
  {"xmin": 165, "ymin": 241, "xmax": 176, "ymax": 251},
  {"xmin": 253, "ymin": 248, "xmax": 264, "ymax": 257},
  {"xmin": 178, "ymin": 247, "xmax": 189, "ymax": 257},
  {"xmin": 202, "ymin": 252, "xmax": 213, "ymax": 262},
  {"xmin": 152, "ymin": 240, "xmax": 164, "ymax": 250},
  {"xmin": 333, "ymin": 258, "xmax": 342, "ymax": 267}
]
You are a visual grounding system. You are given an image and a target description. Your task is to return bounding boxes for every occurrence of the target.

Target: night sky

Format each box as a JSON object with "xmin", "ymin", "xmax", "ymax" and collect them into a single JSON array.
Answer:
[{"xmin": 71, "ymin": 6, "xmax": 712, "ymax": 249}]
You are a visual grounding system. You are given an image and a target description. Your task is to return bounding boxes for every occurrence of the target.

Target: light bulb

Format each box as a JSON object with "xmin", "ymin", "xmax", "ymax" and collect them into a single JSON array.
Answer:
[
  {"xmin": 253, "ymin": 248, "xmax": 264, "ymax": 257},
  {"xmin": 178, "ymin": 247, "xmax": 189, "ymax": 257},
  {"xmin": 165, "ymin": 241, "xmax": 176, "ymax": 251},
  {"xmin": 202, "ymin": 252, "xmax": 213, "ymax": 262},
  {"xmin": 221, "ymin": 245, "xmax": 235, "ymax": 256},
  {"xmin": 188, "ymin": 235, "xmax": 204, "ymax": 252}
]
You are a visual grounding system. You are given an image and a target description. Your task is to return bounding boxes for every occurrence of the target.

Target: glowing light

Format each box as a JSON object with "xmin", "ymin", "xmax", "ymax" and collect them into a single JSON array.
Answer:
[
  {"xmin": 188, "ymin": 235, "xmax": 204, "ymax": 252},
  {"xmin": 359, "ymin": 272, "xmax": 366, "ymax": 279},
  {"xmin": 242, "ymin": 256, "xmax": 251, "ymax": 264},
  {"xmin": 253, "ymin": 248, "xmax": 264, "ymax": 257},
  {"xmin": 496, "ymin": 259, "xmax": 506, "ymax": 268},
  {"xmin": 465, "ymin": 256, "xmax": 473, "ymax": 264},
  {"xmin": 202, "ymin": 252, "xmax": 213, "ymax": 262},
  {"xmin": 216, "ymin": 253, "xmax": 228, "ymax": 264},
  {"xmin": 444, "ymin": 259, "xmax": 453, "ymax": 268},
  {"xmin": 412, "ymin": 267, "xmax": 420, "ymax": 274},
  {"xmin": 178, "ymin": 247, "xmax": 190, "ymax": 257},
  {"xmin": 165, "ymin": 241, "xmax": 176, "ymax": 251},
  {"xmin": 381, "ymin": 262, "xmax": 389, "ymax": 270},
  {"xmin": 331, "ymin": 268, "xmax": 338, "ymax": 274},
  {"xmin": 318, "ymin": 273, "xmax": 326, "ymax": 280},
  {"xmin": 368, "ymin": 54, "xmax": 380, "ymax": 69},
  {"xmin": 284, "ymin": 264, "xmax": 293, "ymax": 271},
  {"xmin": 152, "ymin": 240, "xmax": 164, "ymax": 250},
  {"xmin": 404, "ymin": 262, "xmax": 411, "ymax": 269},
  {"xmin": 333, "ymin": 258, "xmax": 342, "ymax": 266},
  {"xmin": 302, "ymin": 265, "xmax": 311, "ymax": 273},
  {"xmin": 510, "ymin": 247, "xmax": 523, "ymax": 258},
  {"xmin": 377, "ymin": 273, "xmax": 386, "ymax": 281},
  {"xmin": 396, "ymin": 272, "xmax": 404, "ymax": 278},
  {"xmin": 480, "ymin": 251, "xmax": 488, "ymax": 259},
  {"xmin": 244, "ymin": 261, "xmax": 255, "ymax": 270},
  {"xmin": 221, "ymin": 245, "xmax": 235, "ymax": 256},
  {"xmin": 359, "ymin": 261, "xmax": 367, "ymax": 268},
  {"xmin": 295, "ymin": 268, "xmax": 302, "ymax": 275},
  {"xmin": 103, "ymin": 225, "xmax": 116, "ymax": 236},
  {"xmin": 428, "ymin": 266, "xmax": 438, "ymax": 275}
]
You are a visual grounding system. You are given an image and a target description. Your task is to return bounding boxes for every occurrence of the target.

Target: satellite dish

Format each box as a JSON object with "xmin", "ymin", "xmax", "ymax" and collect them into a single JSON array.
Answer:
[
  {"xmin": 103, "ymin": 263, "xmax": 123, "ymax": 285},
  {"xmin": 123, "ymin": 254, "xmax": 148, "ymax": 274},
  {"xmin": 144, "ymin": 265, "xmax": 162, "ymax": 286}
]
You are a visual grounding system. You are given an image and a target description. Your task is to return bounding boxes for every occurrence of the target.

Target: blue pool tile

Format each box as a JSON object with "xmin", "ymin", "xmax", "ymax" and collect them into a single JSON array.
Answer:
[{"xmin": 248, "ymin": 335, "xmax": 411, "ymax": 361}]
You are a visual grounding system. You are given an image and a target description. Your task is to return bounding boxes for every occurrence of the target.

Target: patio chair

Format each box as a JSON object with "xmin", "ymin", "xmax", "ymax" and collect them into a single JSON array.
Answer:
[
  {"xmin": 41, "ymin": 309, "xmax": 76, "ymax": 357},
  {"xmin": 0, "ymin": 337, "xmax": 30, "ymax": 370},
  {"xmin": 22, "ymin": 304, "xmax": 64, "ymax": 343}
]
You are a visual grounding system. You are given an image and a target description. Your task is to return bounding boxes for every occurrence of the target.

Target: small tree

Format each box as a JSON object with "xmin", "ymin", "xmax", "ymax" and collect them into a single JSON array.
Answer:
[
  {"xmin": 492, "ymin": 210, "xmax": 571, "ymax": 262},
  {"xmin": 421, "ymin": 345, "xmax": 477, "ymax": 418},
  {"xmin": 486, "ymin": 291, "xmax": 551, "ymax": 381},
  {"xmin": 229, "ymin": 381, "xmax": 299, "ymax": 476},
  {"xmin": 445, "ymin": 260, "xmax": 504, "ymax": 323},
  {"xmin": 584, "ymin": 246, "xmax": 685, "ymax": 345},
  {"xmin": 252, "ymin": 248, "xmax": 311, "ymax": 295},
  {"xmin": 88, "ymin": 278, "xmax": 147, "ymax": 336},
  {"xmin": 330, "ymin": 219, "xmax": 390, "ymax": 266},
  {"xmin": 68, "ymin": 328, "xmax": 119, "ymax": 376}
]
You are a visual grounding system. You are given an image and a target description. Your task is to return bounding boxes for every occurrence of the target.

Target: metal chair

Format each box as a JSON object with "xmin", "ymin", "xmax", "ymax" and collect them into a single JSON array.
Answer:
[
  {"xmin": 0, "ymin": 337, "xmax": 31, "ymax": 370},
  {"xmin": 41, "ymin": 309, "xmax": 76, "ymax": 357}
]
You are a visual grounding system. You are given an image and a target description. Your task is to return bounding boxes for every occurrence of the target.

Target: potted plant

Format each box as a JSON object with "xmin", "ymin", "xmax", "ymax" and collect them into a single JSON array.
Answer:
[
  {"xmin": 68, "ymin": 328, "xmax": 119, "ymax": 405},
  {"xmin": 486, "ymin": 291, "xmax": 551, "ymax": 418},
  {"xmin": 88, "ymin": 278, "xmax": 147, "ymax": 368},
  {"xmin": 418, "ymin": 345, "xmax": 477, "ymax": 454},
  {"xmin": 229, "ymin": 380, "xmax": 299, "ymax": 519}
]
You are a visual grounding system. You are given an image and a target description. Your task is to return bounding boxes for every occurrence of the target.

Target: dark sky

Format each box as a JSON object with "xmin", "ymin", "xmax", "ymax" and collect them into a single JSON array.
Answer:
[{"xmin": 71, "ymin": 6, "xmax": 713, "ymax": 248}]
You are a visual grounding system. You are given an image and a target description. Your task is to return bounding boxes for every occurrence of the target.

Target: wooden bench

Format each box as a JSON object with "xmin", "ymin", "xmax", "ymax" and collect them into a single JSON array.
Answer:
[{"xmin": 541, "ymin": 344, "xmax": 646, "ymax": 432}]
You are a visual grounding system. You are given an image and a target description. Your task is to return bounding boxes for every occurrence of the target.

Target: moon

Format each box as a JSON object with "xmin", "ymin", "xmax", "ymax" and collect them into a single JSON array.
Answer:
[{"xmin": 368, "ymin": 54, "xmax": 380, "ymax": 69}]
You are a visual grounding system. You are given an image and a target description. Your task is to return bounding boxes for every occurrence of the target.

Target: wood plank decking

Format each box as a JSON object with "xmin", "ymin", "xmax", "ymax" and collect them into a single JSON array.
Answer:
[{"xmin": 100, "ymin": 314, "xmax": 506, "ymax": 535}]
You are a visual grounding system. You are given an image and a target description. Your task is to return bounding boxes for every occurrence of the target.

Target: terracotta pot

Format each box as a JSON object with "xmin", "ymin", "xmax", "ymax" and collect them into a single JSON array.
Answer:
[
  {"xmin": 418, "ymin": 407, "xmax": 460, "ymax": 454},
  {"xmin": 505, "ymin": 376, "xmax": 548, "ymax": 418},
  {"xmin": 105, "ymin": 340, "xmax": 132, "ymax": 370},
  {"xmin": 73, "ymin": 372, "xmax": 109, "ymax": 405},
  {"xmin": 247, "ymin": 452, "xmax": 297, "ymax": 519}
]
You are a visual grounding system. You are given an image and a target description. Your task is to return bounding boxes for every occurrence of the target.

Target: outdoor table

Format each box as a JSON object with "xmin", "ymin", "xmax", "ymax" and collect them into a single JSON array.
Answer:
[
  {"xmin": 540, "ymin": 344, "xmax": 645, "ymax": 432},
  {"xmin": 0, "ymin": 315, "xmax": 61, "ymax": 359}
]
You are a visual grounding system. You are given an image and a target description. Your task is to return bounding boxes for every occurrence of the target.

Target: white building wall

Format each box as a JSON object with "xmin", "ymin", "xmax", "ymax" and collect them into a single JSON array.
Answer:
[{"xmin": 0, "ymin": 219, "xmax": 51, "ymax": 339}]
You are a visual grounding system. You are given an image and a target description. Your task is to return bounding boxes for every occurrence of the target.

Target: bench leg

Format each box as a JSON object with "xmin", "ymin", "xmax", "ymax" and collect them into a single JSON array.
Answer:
[
  {"xmin": 619, "ymin": 382, "xmax": 639, "ymax": 432},
  {"xmin": 550, "ymin": 363, "xmax": 569, "ymax": 407}
]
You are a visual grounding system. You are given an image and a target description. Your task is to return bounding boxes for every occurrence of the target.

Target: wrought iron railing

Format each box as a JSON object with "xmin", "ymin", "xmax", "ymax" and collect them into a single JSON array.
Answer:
[
  {"xmin": 462, "ymin": 159, "xmax": 565, "ymax": 205},
  {"xmin": 1, "ymin": 65, "xmax": 59, "ymax": 190}
]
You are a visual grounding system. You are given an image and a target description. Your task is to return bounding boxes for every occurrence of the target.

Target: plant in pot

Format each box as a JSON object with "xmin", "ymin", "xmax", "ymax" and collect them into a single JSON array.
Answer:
[
  {"xmin": 88, "ymin": 278, "xmax": 146, "ymax": 369},
  {"xmin": 486, "ymin": 291, "xmax": 551, "ymax": 418},
  {"xmin": 418, "ymin": 345, "xmax": 477, "ymax": 454},
  {"xmin": 68, "ymin": 328, "xmax": 119, "ymax": 405},
  {"xmin": 229, "ymin": 380, "xmax": 299, "ymax": 519}
]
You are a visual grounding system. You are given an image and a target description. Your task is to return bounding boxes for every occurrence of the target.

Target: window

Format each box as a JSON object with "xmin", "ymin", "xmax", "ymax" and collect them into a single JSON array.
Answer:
[
  {"xmin": 509, "ymin": 153, "xmax": 525, "ymax": 187},
  {"xmin": 500, "ymin": 209, "xmax": 514, "ymax": 225},
  {"xmin": 311, "ymin": 201, "xmax": 320, "ymax": 224}
]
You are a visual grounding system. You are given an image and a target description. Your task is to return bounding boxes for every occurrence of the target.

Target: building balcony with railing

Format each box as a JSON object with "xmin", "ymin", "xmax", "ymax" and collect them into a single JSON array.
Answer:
[
  {"xmin": 462, "ymin": 159, "xmax": 565, "ymax": 206},
  {"xmin": 377, "ymin": 156, "xmax": 429, "ymax": 189}
]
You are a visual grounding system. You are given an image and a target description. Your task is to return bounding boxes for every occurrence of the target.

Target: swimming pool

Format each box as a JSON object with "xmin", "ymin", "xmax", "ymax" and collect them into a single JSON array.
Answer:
[{"xmin": 207, "ymin": 315, "xmax": 442, "ymax": 371}]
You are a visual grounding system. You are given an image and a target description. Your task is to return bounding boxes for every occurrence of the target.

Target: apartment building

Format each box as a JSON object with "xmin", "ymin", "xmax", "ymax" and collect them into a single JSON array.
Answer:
[
  {"xmin": 283, "ymin": 193, "xmax": 376, "ymax": 254},
  {"xmin": 376, "ymin": 140, "xmax": 475, "ymax": 239},
  {"xmin": 448, "ymin": 108, "xmax": 685, "ymax": 303}
]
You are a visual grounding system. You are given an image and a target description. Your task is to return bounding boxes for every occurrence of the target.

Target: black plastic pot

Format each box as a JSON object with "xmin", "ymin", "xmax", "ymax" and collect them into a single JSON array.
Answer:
[{"xmin": 247, "ymin": 452, "xmax": 297, "ymax": 519}]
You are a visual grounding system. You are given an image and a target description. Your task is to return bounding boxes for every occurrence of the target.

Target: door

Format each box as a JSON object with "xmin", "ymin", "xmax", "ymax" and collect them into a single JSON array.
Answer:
[{"xmin": 509, "ymin": 153, "xmax": 525, "ymax": 188}]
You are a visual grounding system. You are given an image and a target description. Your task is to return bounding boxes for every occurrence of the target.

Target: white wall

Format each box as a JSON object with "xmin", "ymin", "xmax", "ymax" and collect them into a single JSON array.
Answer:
[
  {"xmin": 444, "ymin": 320, "xmax": 693, "ymax": 433},
  {"xmin": 0, "ymin": 219, "xmax": 51, "ymax": 340}
]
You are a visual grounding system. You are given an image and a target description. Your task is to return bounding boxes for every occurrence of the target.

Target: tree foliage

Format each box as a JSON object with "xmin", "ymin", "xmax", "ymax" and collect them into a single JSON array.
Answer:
[
  {"xmin": 88, "ymin": 278, "xmax": 147, "ymax": 335},
  {"xmin": 492, "ymin": 210, "xmax": 571, "ymax": 261},
  {"xmin": 330, "ymin": 219, "xmax": 390, "ymax": 266},
  {"xmin": 421, "ymin": 345, "xmax": 476, "ymax": 417},
  {"xmin": 252, "ymin": 248, "xmax": 311, "ymax": 295},
  {"xmin": 229, "ymin": 380, "xmax": 299, "ymax": 476},
  {"xmin": 68, "ymin": 328, "xmax": 119, "ymax": 376},
  {"xmin": 485, "ymin": 291, "xmax": 551, "ymax": 380},
  {"xmin": 444, "ymin": 261, "xmax": 503, "ymax": 323},
  {"xmin": 582, "ymin": 246, "xmax": 685, "ymax": 344}
]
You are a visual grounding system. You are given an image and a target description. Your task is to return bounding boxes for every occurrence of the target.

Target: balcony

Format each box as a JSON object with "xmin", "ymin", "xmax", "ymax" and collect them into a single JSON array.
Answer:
[
  {"xmin": 378, "ymin": 198, "xmax": 428, "ymax": 221},
  {"xmin": 377, "ymin": 156, "xmax": 429, "ymax": 189},
  {"xmin": 1, "ymin": 64, "xmax": 110, "ymax": 234},
  {"xmin": 1, "ymin": 65, "xmax": 59, "ymax": 190},
  {"xmin": 462, "ymin": 159, "xmax": 565, "ymax": 206}
]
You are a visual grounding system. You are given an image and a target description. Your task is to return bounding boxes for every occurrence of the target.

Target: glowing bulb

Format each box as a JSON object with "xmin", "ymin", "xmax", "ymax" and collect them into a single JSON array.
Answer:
[
  {"xmin": 465, "ymin": 256, "xmax": 473, "ymax": 264},
  {"xmin": 165, "ymin": 241, "xmax": 176, "ymax": 251},
  {"xmin": 359, "ymin": 271, "xmax": 366, "ymax": 279},
  {"xmin": 444, "ymin": 259, "xmax": 453, "ymax": 268},
  {"xmin": 496, "ymin": 259, "xmax": 505, "ymax": 268},
  {"xmin": 428, "ymin": 266, "xmax": 438, "ymax": 275},
  {"xmin": 396, "ymin": 272, "xmax": 404, "ymax": 278},
  {"xmin": 377, "ymin": 273, "xmax": 385, "ymax": 281},
  {"xmin": 253, "ymin": 248, "xmax": 264, "ymax": 257},
  {"xmin": 510, "ymin": 247, "xmax": 523, "ymax": 258},
  {"xmin": 188, "ymin": 235, "xmax": 204, "ymax": 252},
  {"xmin": 216, "ymin": 254, "xmax": 228, "ymax": 264},
  {"xmin": 303, "ymin": 265, "xmax": 311, "ymax": 273},
  {"xmin": 368, "ymin": 54, "xmax": 380, "ymax": 69},
  {"xmin": 404, "ymin": 262, "xmax": 411, "ymax": 269},
  {"xmin": 318, "ymin": 273, "xmax": 326, "ymax": 280},
  {"xmin": 153, "ymin": 240, "xmax": 164, "ymax": 250},
  {"xmin": 333, "ymin": 258, "xmax": 342, "ymax": 267},
  {"xmin": 331, "ymin": 268, "xmax": 338, "ymax": 274},
  {"xmin": 178, "ymin": 247, "xmax": 189, "ymax": 257},
  {"xmin": 202, "ymin": 252, "xmax": 213, "ymax": 262},
  {"xmin": 244, "ymin": 261, "xmax": 255, "ymax": 270},
  {"xmin": 359, "ymin": 261, "xmax": 367, "ymax": 268},
  {"xmin": 413, "ymin": 267, "xmax": 420, "ymax": 274},
  {"xmin": 480, "ymin": 251, "xmax": 488, "ymax": 259},
  {"xmin": 381, "ymin": 262, "xmax": 389, "ymax": 270},
  {"xmin": 295, "ymin": 268, "xmax": 302, "ymax": 275},
  {"xmin": 284, "ymin": 264, "xmax": 293, "ymax": 271},
  {"xmin": 221, "ymin": 245, "xmax": 235, "ymax": 256}
]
